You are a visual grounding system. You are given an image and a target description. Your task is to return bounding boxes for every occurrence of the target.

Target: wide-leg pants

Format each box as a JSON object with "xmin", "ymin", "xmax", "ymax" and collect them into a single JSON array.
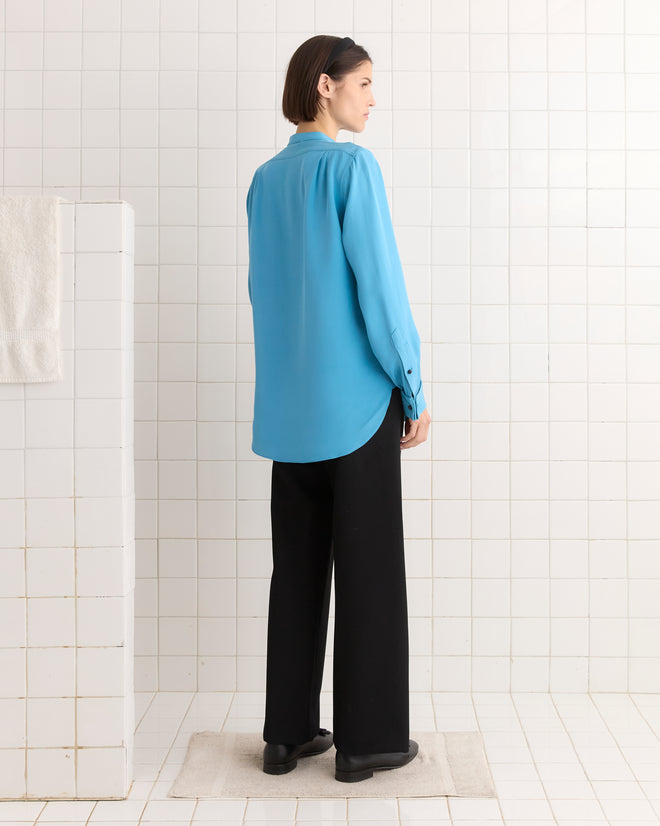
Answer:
[{"xmin": 262, "ymin": 387, "xmax": 410, "ymax": 755}]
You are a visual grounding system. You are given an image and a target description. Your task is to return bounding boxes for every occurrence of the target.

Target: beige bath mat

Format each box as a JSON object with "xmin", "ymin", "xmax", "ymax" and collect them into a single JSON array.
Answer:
[{"xmin": 168, "ymin": 731, "xmax": 497, "ymax": 798}]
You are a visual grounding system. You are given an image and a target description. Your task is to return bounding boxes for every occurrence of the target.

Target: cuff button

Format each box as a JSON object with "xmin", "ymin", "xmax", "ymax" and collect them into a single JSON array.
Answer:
[{"xmin": 407, "ymin": 369, "xmax": 412, "ymax": 374}]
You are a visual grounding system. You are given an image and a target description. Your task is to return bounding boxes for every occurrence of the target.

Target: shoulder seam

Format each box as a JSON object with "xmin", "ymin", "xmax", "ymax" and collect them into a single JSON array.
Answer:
[
  {"xmin": 339, "ymin": 150, "xmax": 358, "ymax": 195},
  {"xmin": 339, "ymin": 143, "xmax": 372, "ymax": 193}
]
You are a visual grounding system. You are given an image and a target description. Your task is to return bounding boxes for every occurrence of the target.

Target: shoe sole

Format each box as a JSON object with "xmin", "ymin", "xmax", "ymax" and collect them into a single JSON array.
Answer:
[
  {"xmin": 263, "ymin": 744, "xmax": 331, "ymax": 775},
  {"xmin": 335, "ymin": 748, "xmax": 418, "ymax": 783},
  {"xmin": 263, "ymin": 757, "xmax": 298, "ymax": 775}
]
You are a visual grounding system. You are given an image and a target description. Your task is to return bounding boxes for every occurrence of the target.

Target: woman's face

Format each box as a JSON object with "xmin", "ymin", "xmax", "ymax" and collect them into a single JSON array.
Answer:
[{"xmin": 322, "ymin": 60, "xmax": 375, "ymax": 133}]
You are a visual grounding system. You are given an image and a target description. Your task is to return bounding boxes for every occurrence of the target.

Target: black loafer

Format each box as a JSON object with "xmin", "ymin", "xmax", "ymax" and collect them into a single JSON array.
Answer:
[
  {"xmin": 263, "ymin": 727, "xmax": 333, "ymax": 774},
  {"xmin": 335, "ymin": 738, "xmax": 419, "ymax": 782}
]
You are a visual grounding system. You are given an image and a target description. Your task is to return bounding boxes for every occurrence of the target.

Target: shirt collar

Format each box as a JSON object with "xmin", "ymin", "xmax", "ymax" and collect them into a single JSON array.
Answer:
[{"xmin": 288, "ymin": 131, "xmax": 336, "ymax": 145}]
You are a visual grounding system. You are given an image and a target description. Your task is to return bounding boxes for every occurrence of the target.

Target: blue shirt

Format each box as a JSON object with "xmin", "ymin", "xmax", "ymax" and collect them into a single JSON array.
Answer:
[{"xmin": 246, "ymin": 130, "xmax": 426, "ymax": 463}]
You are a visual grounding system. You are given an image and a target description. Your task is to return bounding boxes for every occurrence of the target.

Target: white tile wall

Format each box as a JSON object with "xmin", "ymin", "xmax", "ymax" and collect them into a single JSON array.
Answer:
[
  {"xmin": 0, "ymin": 202, "xmax": 135, "ymax": 799},
  {"xmin": 2, "ymin": 0, "xmax": 660, "ymax": 715}
]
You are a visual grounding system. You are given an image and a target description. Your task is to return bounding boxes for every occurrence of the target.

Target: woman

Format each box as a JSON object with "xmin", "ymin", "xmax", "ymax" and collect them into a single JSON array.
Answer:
[{"xmin": 246, "ymin": 34, "xmax": 431, "ymax": 783}]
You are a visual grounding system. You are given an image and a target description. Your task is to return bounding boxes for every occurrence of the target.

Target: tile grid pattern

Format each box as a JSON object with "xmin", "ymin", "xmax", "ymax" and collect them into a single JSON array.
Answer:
[
  {"xmin": 2, "ymin": 0, "xmax": 660, "ymax": 718},
  {"xmin": 0, "ymin": 691, "xmax": 659, "ymax": 825},
  {"xmin": 145, "ymin": 0, "xmax": 660, "ymax": 694},
  {"xmin": 0, "ymin": 202, "xmax": 135, "ymax": 798},
  {"xmin": 2, "ymin": 0, "xmax": 660, "ymax": 808}
]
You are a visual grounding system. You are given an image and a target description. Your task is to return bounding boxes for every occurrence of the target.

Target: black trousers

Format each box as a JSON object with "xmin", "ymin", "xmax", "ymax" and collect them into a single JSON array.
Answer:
[{"xmin": 262, "ymin": 387, "xmax": 410, "ymax": 755}]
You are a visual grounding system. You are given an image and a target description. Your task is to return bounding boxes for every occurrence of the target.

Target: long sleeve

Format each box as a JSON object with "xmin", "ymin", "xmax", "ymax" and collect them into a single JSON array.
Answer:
[{"xmin": 341, "ymin": 147, "xmax": 426, "ymax": 420}]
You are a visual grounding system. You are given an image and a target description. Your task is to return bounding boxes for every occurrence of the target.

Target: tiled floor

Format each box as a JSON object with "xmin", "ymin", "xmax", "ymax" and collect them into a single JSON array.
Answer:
[{"xmin": 1, "ymin": 691, "xmax": 660, "ymax": 825}]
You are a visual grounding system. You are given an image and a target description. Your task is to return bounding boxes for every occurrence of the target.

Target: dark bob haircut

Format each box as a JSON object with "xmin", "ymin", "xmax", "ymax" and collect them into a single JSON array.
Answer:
[{"xmin": 282, "ymin": 34, "xmax": 372, "ymax": 126}]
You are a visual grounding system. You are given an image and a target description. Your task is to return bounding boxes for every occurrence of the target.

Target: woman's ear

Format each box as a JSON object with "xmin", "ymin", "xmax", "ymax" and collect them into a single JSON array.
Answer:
[{"xmin": 317, "ymin": 73, "xmax": 332, "ymax": 98}]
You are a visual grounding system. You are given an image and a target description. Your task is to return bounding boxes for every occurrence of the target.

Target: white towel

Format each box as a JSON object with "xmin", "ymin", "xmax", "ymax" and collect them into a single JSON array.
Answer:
[{"xmin": 0, "ymin": 196, "xmax": 63, "ymax": 382}]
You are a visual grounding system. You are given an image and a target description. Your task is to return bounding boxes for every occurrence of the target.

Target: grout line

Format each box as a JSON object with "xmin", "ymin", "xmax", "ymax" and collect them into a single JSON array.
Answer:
[
  {"xmin": 467, "ymin": 0, "xmax": 473, "ymax": 702},
  {"xmin": 136, "ymin": 692, "xmax": 196, "ymax": 821},
  {"xmin": 545, "ymin": 0, "xmax": 551, "ymax": 694},
  {"xmin": 40, "ymin": 0, "xmax": 44, "ymax": 189},
  {"xmin": 550, "ymin": 693, "xmax": 616, "ymax": 823},
  {"xmin": 195, "ymin": 0, "xmax": 201, "ymax": 695},
  {"xmin": 623, "ymin": 0, "xmax": 630, "ymax": 698},
  {"xmin": 484, "ymin": 693, "xmax": 523, "ymax": 825},
  {"xmin": 591, "ymin": 692, "xmax": 660, "ymax": 820},
  {"xmin": 1, "ymin": 0, "xmax": 5, "ymax": 190},
  {"xmin": 134, "ymin": 690, "xmax": 158, "ymax": 732},
  {"xmin": 510, "ymin": 692, "xmax": 564, "ymax": 826},
  {"xmin": 155, "ymin": 0, "xmax": 161, "ymax": 693},
  {"xmin": 506, "ymin": 0, "xmax": 512, "ymax": 697},
  {"xmin": 73, "ymin": 210, "xmax": 79, "ymax": 791},
  {"xmin": 585, "ymin": 0, "xmax": 591, "ymax": 693},
  {"xmin": 428, "ymin": 0, "xmax": 434, "ymax": 702},
  {"xmin": 219, "ymin": 689, "xmax": 236, "ymax": 738},
  {"xmin": 234, "ymin": 0, "xmax": 239, "ymax": 704},
  {"xmin": 462, "ymin": 16, "xmax": 502, "ymax": 824},
  {"xmin": 78, "ymin": 2, "xmax": 82, "ymax": 201}
]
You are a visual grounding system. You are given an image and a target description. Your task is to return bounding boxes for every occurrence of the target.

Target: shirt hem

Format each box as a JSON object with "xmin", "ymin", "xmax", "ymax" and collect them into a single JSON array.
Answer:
[{"xmin": 251, "ymin": 387, "xmax": 395, "ymax": 463}]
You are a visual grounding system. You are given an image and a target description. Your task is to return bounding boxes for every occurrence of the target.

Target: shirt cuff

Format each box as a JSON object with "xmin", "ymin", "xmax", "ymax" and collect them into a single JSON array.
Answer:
[{"xmin": 401, "ymin": 383, "xmax": 426, "ymax": 420}]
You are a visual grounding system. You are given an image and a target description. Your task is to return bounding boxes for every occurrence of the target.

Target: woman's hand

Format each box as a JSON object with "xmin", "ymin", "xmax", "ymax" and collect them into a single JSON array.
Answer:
[{"xmin": 400, "ymin": 407, "xmax": 431, "ymax": 450}]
